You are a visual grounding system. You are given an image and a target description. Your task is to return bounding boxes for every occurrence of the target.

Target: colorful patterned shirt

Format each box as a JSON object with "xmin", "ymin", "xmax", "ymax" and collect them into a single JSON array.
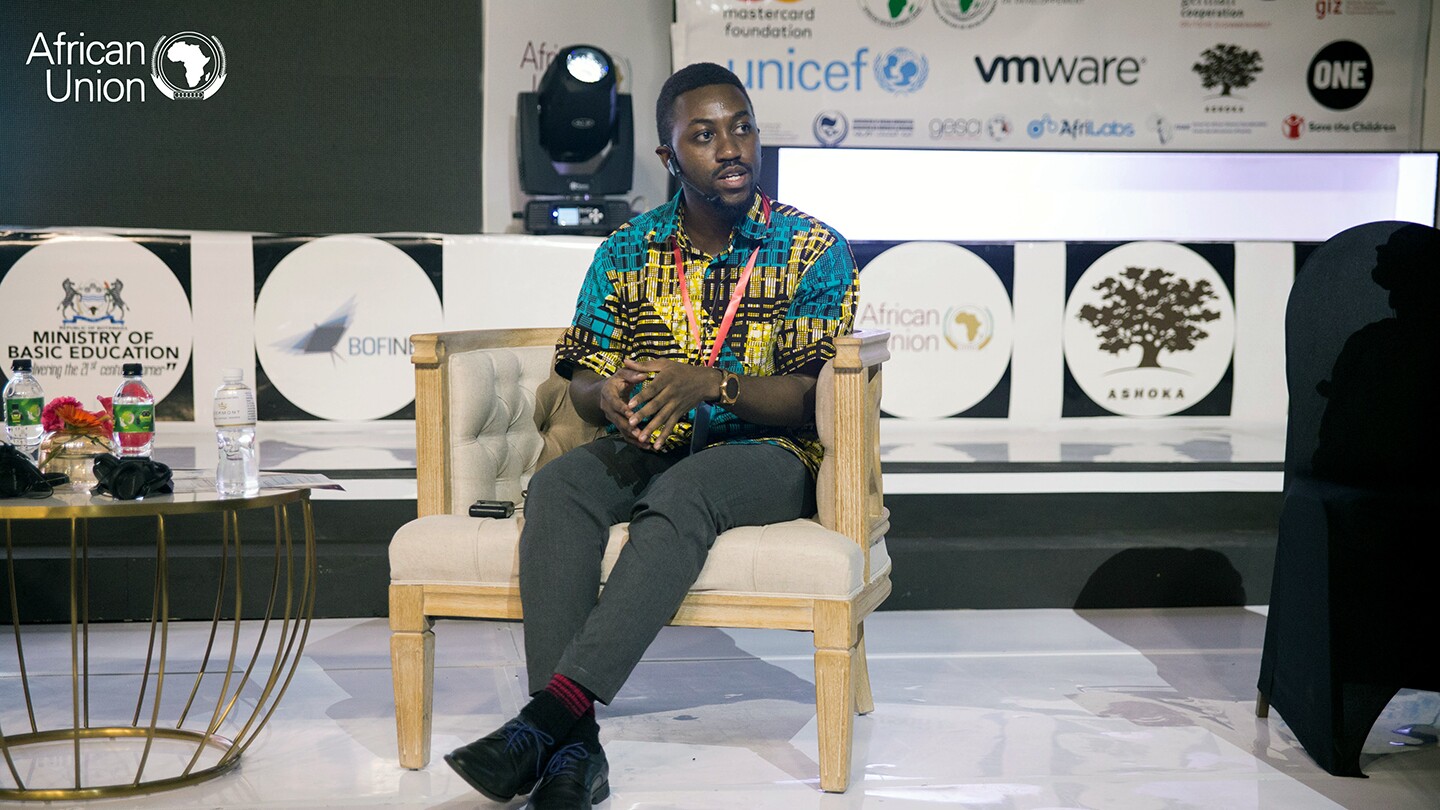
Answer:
[{"xmin": 554, "ymin": 190, "xmax": 858, "ymax": 474}]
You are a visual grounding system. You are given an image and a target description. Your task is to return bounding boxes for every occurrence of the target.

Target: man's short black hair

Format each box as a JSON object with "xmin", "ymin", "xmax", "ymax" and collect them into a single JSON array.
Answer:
[{"xmin": 655, "ymin": 62, "xmax": 752, "ymax": 146}]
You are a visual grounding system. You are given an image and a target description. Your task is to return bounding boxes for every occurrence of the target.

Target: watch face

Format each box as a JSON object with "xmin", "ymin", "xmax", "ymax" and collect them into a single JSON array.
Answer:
[{"xmin": 722, "ymin": 373, "xmax": 740, "ymax": 404}]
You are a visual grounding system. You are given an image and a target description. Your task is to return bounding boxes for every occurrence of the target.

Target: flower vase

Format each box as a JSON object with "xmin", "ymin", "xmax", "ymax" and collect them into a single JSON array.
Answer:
[{"xmin": 38, "ymin": 432, "xmax": 117, "ymax": 493}]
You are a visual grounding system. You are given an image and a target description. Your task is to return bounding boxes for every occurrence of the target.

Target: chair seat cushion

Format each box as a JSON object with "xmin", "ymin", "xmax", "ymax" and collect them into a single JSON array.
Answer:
[{"xmin": 390, "ymin": 515, "xmax": 890, "ymax": 600}]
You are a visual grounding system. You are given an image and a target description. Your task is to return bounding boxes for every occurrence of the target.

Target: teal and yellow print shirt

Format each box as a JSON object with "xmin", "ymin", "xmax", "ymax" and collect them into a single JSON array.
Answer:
[{"xmin": 554, "ymin": 190, "xmax": 859, "ymax": 474}]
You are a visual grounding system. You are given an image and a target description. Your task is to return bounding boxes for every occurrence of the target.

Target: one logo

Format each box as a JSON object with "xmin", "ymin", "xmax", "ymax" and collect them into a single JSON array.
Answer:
[
  {"xmin": 1064, "ymin": 243, "xmax": 1235, "ymax": 417},
  {"xmin": 1308, "ymin": 40, "xmax": 1371, "ymax": 111},
  {"xmin": 1027, "ymin": 114, "xmax": 1135, "ymax": 140},
  {"xmin": 1148, "ymin": 114, "xmax": 1174, "ymax": 145},
  {"xmin": 859, "ymin": 0, "xmax": 925, "ymax": 26},
  {"xmin": 986, "ymin": 114, "xmax": 1012, "ymax": 141},
  {"xmin": 934, "ymin": 0, "xmax": 997, "ymax": 29},
  {"xmin": 975, "ymin": 54, "xmax": 1143, "ymax": 85},
  {"xmin": 150, "ymin": 31, "xmax": 226, "ymax": 100},
  {"xmin": 813, "ymin": 110, "xmax": 850, "ymax": 146},
  {"xmin": 943, "ymin": 306, "xmax": 994, "ymax": 350},
  {"xmin": 1193, "ymin": 43, "xmax": 1262, "ymax": 98},
  {"xmin": 1282, "ymin": 114, "xmax": 1304, "ymax": 139},
  {"xmin": 874, "ymin": 47, "xmax": 929, "ymax": 94},
  {"xmin": 58, "ymin": 278, "xmax": 127, "ymax": 325},
  {"xmin": 277, "ymin": 298, "xmax": 356, "ymax": 360}
]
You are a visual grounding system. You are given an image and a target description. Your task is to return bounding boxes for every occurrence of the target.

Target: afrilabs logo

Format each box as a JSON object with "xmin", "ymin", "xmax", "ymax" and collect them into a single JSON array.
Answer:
[
  {"xmin": 1193, "ymin": 44, "xmax": 1262, "ymax": 98},
  {"xmin": 874, "ymin": 48, "xmax": 928, "ymax": 94},
  {"xmin": 1027, "ymin": 114, "xmax": 1135, "ymax": 140},
  {"xmin": 59, "ymin": 278, "xmax": 128, "ymax": 325},
  {"xmin": 24, "ymin": 30, "xmax": 226, "ymax": 102},
  {"xmin": 975, "ymin": 54, "xmax": 1143, "ymax": 85},
  {"xmin": 859, "ymin": 0, "xmax": 925, "ymax": 27},
  {"xmin": 935, "ymin": 0, "xmax": 997, "ymax": 29}
]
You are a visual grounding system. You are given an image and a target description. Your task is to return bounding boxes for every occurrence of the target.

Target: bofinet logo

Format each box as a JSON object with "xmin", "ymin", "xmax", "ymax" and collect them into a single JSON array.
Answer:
[{"xmin": 23, "ymin": 29, "xmax": 227, "ymax": 102}]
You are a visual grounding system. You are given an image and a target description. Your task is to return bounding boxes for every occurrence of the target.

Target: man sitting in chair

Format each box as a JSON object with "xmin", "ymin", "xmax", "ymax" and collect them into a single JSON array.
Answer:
[{"xmin": 444, "ymin": 62, "xmax": 858, "ymax": 809}]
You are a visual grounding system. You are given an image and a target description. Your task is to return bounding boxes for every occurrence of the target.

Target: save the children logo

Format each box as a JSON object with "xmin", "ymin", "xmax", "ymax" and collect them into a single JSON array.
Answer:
[
  {"xmin": 23, "ymin": 29, "xmax": 227, "ymax": 102},
  {"xmin": 1063, "ymin": 243, "xmax": 1235, "ymax": 417}
]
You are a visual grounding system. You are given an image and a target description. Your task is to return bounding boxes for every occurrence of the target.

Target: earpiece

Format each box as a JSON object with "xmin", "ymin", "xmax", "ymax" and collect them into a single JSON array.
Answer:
[{"xmin": 667, "ymin": 158, "xmax": 679, "ymax": 177}]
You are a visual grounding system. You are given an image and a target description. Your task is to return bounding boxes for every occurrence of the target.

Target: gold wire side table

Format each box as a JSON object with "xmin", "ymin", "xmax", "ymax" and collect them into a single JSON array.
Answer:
[{"xmin": 0, "ymin": 487, "xmax": 316, "ymax": 801}]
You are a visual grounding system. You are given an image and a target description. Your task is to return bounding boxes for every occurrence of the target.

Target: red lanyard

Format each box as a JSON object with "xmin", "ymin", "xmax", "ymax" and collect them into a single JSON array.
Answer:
[{"xmin": 672, "ymin": 195, "xmax": 771, "ymax": 368}]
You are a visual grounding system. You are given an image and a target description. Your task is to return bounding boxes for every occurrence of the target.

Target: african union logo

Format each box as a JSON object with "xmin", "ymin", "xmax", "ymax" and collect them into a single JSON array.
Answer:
[
  {"xmin": 150, "ymin": 32, "xmax": 226, "ymax": 100},
  {"xmin": 943, "ymin": 306, "xmax": 994, "ymax": 350},
  {"xmin": 813, "ymin": 110, "xmax": 849, "ymax": 146},
  {"xmin": 934, "ymin": 0, "xmax": 997, "ymax": 29},
  {"xmin": 874, "ymin": 48, "xmax": 928, "ymax": 95},
  {"xmin": 860, "ymin": 0, "xmax": 925, "ymax": 27}
]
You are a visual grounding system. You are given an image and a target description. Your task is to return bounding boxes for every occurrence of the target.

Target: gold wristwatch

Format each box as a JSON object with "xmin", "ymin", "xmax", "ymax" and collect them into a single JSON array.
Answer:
[{"xmin": 718, "ymin": 369, "xmax": 740, "ymax": 406}]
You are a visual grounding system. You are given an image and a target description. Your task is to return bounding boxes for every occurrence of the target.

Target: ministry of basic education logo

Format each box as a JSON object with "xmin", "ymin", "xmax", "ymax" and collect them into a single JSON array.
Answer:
[
  {"xmin": 859, "ymin": 0, "xmax": 925, "ymax": 26},
  {"xmin": 934, "ymin": 0, "xmax": 996, "ymax": 29},
  {"xmin": 874, "ymin": 48, "xmax": 928, "ymax": 95},
  {"xmin": 151, "ymin": 32, "xmax": 226, "ymax": 100},
  {"xmin": 59, "ymin": 278, "xmax": 128, "ymax": 325},
  {"xmin": 813, "ymin": 110, "xmax": 849, "ymax": 146}
]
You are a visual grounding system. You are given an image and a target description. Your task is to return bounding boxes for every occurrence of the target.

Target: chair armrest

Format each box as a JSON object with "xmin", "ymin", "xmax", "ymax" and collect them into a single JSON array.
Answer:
[{"xmin": 816, "ymin": 331, "xmax": 891, "ymax": 580}]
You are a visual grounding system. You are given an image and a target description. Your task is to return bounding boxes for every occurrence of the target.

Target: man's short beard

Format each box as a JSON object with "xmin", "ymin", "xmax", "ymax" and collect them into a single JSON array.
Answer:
[{"xmin": 716, "ymin": 184, "xmax": 755, "ymax": 221}]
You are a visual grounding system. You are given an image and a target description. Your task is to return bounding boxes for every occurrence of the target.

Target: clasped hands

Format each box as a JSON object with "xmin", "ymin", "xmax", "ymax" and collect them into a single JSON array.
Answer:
[{"xmin": 599, "ymin": 358, "xmax": 720, "ymax": 451}]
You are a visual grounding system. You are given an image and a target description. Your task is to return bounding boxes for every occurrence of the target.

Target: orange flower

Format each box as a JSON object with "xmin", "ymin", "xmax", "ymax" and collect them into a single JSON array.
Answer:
[{"xmin": 41, "ymin": 396, "xmax": 113, "ymax": 436}]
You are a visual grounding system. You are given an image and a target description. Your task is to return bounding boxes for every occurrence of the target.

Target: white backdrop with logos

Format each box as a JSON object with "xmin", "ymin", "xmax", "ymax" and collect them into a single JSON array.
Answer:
[{"xmin": 673, "ymin": 0, "xmax": 1429, "ymax": 151}]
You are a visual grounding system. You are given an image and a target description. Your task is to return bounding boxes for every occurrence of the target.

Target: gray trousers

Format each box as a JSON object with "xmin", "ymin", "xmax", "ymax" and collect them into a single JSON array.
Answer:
[{"xmin": 518, "ymin": 435, "xmax": 815, "ymax": 703}]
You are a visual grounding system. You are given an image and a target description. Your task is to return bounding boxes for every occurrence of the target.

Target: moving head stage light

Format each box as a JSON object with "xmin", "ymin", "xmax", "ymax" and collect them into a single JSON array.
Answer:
[{"xmin": 518, "ymin": 45, "xmax": 634, "ymax": 235}]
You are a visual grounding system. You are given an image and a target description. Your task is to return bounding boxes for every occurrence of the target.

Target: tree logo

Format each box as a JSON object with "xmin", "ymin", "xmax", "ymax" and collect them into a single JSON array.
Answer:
[
  {"xmin": 1063, "ymin": 243, "xmax": 1235, "ymax": 417},
  {"xmin": 1193, "ymin": 43, "xmax": 1262, "ymax": 98}
]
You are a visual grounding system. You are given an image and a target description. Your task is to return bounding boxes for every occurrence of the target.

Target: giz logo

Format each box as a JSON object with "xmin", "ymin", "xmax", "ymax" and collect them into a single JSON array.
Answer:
[{"xmin": 1316, "ymin": 0, "xmax": 1341, "ymax": 19}]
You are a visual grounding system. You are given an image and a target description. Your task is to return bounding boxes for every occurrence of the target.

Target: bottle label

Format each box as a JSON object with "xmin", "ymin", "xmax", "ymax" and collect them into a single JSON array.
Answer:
[
  {"xmin": 113, "ymin": 403, "xmax": 154, "ymax": 433},
  {"xmin": 213, "ymin": 391, "xmax": 257, "ymax": 426},
  {"xmin": 5, "ymin": 397, "xmax": 42, "ymax": 427}
]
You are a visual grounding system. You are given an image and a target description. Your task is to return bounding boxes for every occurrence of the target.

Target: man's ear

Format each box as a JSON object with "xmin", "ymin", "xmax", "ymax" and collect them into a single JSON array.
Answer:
[{"xmin": 655, "ymin": 144, "xmax": 674, "ymax": 172}]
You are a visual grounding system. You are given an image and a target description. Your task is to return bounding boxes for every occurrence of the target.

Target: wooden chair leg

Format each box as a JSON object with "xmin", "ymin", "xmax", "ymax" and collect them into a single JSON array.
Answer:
[
  {"xmin": 390, "ymin": 585, "xmax": 435, "ymax": 769},
  {"xmin": 815, "ymin": 646, "xmax": 854, "ymax": 793},
  {"xmin": 854, "ymin": 623, "xmax": 874, "ymax": 716}
]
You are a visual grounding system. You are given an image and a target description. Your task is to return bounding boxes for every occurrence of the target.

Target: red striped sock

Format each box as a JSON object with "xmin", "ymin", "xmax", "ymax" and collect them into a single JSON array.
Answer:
[{"xmin": 544, "ymin": 673, "xmax": 594, "ymax": 719}]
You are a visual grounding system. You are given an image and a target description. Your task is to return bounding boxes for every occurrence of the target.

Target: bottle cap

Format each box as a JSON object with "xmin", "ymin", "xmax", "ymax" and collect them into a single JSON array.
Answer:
[
  {"xmin": 122, "ymin": 363, "xmax": 143, "ymax": 376},
  {"xmin": 222, "ymin": 367, "xmax": 244, "ymax": 382},
  {"xmin": 10, "ymin": 358, "xmax": 31, "ymax": 373}
]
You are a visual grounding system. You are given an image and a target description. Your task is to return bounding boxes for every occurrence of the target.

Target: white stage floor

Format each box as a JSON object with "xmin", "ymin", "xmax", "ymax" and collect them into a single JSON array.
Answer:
[{"xmin": 3, "ymin": 608, "xmax": 1436, "ymax": 809}]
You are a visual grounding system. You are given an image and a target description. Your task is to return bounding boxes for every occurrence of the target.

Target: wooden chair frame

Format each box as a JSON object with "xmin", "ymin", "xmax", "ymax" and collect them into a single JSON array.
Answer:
[{"xmin": 389, "ymin": 328, "xmax": 890, "ymax": 792}]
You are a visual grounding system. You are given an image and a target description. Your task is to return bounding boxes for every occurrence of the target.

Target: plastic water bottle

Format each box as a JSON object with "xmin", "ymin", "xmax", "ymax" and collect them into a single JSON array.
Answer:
[
  {"xmin": 3, "ymin": 359, "xmax": 45, "ymax": 462},
  {"xmin": 112, "ymin": 363, "xmax": 155, "ymax": 458},
  {"xmin": 213, "ymin": 368, "xmax": 259, "ymax": 496}
]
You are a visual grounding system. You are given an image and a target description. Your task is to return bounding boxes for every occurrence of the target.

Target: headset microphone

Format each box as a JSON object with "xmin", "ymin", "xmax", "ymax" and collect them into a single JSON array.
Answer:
[{"xmin": 666, "ymin": 152, "xmax": 724, "ymax": 206}]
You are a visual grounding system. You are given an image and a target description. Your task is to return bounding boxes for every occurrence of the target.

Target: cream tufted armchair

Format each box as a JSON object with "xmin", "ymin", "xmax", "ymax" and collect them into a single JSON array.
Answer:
[{"xmin": 388, "ymin": 327, "xmax": 890, "ymax": 792}]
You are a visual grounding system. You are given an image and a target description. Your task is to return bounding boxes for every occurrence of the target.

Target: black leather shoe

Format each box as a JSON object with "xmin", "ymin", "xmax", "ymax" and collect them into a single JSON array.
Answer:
[
  {"xmin": 444, "ymin": 716, "xmax": 557, "ymax": 802},
  {"xmin": 526, "ymin": 742, "xmax": 610, "ymax": 809}
]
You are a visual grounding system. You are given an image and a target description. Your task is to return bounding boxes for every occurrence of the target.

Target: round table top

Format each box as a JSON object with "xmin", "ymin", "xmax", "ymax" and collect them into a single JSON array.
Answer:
[{"xmin": 0, "ymin": 485, "xmax": 310, "ymax": 519}]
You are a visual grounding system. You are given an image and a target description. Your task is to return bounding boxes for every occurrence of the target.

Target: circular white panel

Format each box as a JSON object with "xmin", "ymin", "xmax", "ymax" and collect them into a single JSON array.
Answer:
[
  {"xmin": 1063, "ymin": 242, "xmax": 1235, "ymax": 417},
  {"xmin": 856, "ymin": 242, "xmax": 1013, "ymax": 419},
  {"xmin": 254, "ymin": 236, "xmax": 442, "ymax": 420},
  {"xmin": 0, "ymin": 234, "xmax": 193, "ymax": 405}
]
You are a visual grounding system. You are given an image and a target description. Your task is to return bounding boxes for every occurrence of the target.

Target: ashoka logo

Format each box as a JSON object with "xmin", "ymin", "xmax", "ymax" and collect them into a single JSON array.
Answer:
[
  {"xmin": 935, "ymin": 0, "xmax": 996, "ymax": 29},
  {"xmin": 151, "ymin": 32, "xmax": 226, "ymax": 100},
  {"xmin": 874, "ymin": 48, "xmax": 928, "ymax": 95}
]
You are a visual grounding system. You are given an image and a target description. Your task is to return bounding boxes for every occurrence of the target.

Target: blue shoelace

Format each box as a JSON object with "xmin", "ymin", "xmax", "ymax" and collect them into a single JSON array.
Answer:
[
  {"xmin": 500, "ymin": 719, "xmax": 556, "ymax": 777},
  {"xmin": 540, "ymin": 742, "xmax": 591, "ymax": 780}
]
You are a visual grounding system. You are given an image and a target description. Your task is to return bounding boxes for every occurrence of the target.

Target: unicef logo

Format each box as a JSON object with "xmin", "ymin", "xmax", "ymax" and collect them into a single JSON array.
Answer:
[
  {"xmin": 943, "ymin": 306, "xmax": 994, "ymax": 350},
  {"xmin": 150, "ymin": 32, "xmax": 226, "ymax": 100},
  {"xmin": 813, "ymin": 110, "xmax": 849, "ymax": 147},
  {"xmin": 874, "ymin": 48, "xmax": 929, "ymax": 95}
]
